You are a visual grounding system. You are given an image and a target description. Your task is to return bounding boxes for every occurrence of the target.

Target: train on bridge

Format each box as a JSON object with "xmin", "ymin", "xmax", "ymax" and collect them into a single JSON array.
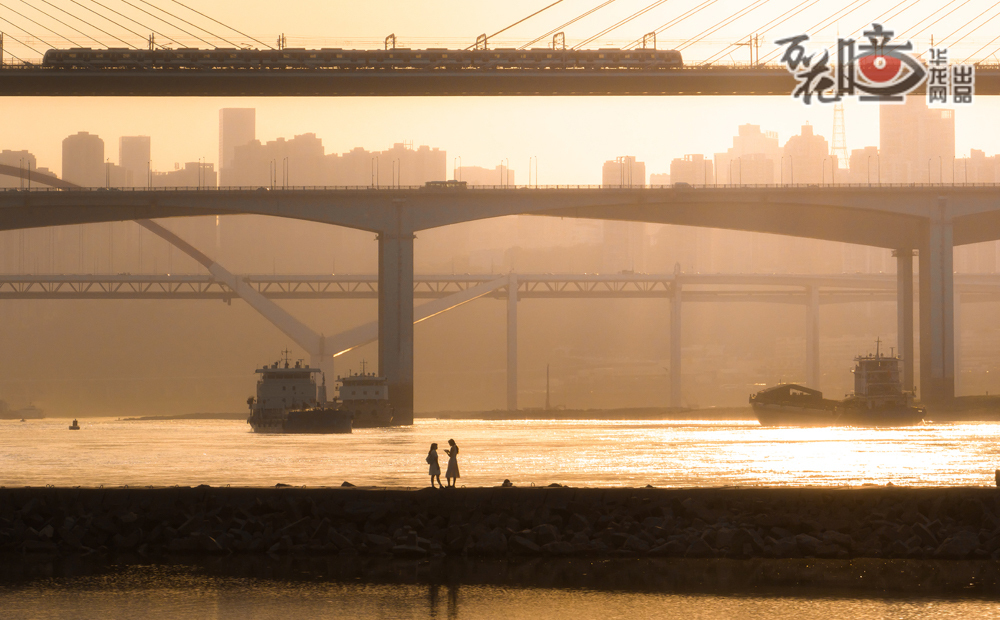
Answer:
[{"xmin": 41, "ymin": 47, "xmax": 683, "ymax": 71}]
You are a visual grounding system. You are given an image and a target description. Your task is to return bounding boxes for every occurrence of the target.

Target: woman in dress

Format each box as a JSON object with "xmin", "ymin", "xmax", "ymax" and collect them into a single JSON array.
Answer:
[
  {"xmin": 427, "ymin": 443, "xmax": 442, "ymax": 488},
  {"xmin": 444, "ymin": 438, "xmax": 460, "ymax": 488}
]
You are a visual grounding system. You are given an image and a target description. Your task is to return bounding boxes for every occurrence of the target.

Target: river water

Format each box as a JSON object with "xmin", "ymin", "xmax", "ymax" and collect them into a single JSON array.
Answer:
[
  {"xmin": 2, "ymin": 417, "xmax": 999, "ymax": 488},
  {"xmin": 5, "ymin": 417, "xmax": 1000, "ymax": 618}
]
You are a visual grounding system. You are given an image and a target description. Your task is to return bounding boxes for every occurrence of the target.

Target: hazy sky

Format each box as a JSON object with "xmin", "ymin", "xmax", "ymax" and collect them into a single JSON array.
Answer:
[{"xmin": 1, "ymin": 0, "xmax": 999, "ymax": 180}]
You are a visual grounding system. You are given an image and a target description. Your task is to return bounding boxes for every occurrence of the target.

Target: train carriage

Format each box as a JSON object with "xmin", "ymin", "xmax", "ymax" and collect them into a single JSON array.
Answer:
[{"xmin": 41, "ymin": 46, "xmax": 683, "ymax": 71}]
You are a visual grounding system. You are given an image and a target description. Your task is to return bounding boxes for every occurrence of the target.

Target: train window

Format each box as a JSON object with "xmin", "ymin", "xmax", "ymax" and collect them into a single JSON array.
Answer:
[
  {"xmin": 336, "ymin": 54, "xmax": 344, "ymax": 58},
  {"xmin": 441, "ymin": 54, "xmax": 448, "ymax": 58},
  {"xmin": 547, "ymin": 54, "xmax": 552, "ymax": 58},
  {"xmin": 624, "ymin": 54, "xmax": 630, "ymax": 59},
  {"xmin": 309, "ymin": 54, "xmax": 317, "ymax": 58},
  {"xmin": 282, "ymin": 54, "xmax": 291, "ymax": 59},
  {"xmin": 122, "ymin": 54, "xmax": 130, "ymax": 58},
  {"xmin": 598, "ymin": 54, "xmax": 604, "ymax": 59},
  {"xmin": 68, "ymin": 53, "xmax": 77, "ymax": 58},
  {"xmin": 415, "ymin": 54, "xmax": 422, "ymax": 58},
  {"xmin": 388, "ymin": 54, "xmax": 394, "ymax": 58}
]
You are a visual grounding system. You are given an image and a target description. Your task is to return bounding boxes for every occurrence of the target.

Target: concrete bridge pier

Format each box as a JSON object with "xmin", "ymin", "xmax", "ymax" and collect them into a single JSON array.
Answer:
[
  {"xmin": 670, "ymin": 274, "xmax": 682, "ymax": 408},
  {"xmin": 806, "ymin": 285, "xmax": 820, "ymax": 389},
  {"xmin": 378, "ymin": 231, "xmax": 415, "ymax": 425},
  {"xmin": 894, "ymin": 249, "xmax": 916, "ymax": 392},
  {"xmin": 507, "ymin": 272, "xmax": 518, "ymax": 411},
  {"xmin": 918, "ymin": 213, "xmax": 955, "ymax": 404}
]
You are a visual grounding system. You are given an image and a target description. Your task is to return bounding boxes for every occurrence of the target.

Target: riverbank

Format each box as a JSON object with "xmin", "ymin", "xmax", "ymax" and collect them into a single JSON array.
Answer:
[{"xmin": 4, "ymin": 486, "xmax": 999, "ymax": 567}]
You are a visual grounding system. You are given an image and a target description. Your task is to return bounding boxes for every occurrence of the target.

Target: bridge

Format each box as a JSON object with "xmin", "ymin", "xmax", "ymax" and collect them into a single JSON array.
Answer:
[{"xmin": 2, "ymin": 183, "xmax": 1000, "ymax": 417}]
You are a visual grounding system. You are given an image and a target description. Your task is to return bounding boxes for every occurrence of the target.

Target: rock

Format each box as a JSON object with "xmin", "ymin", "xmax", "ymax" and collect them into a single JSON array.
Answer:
[
  {"xmin": 473, "ymin": 529, "xmax": 507, "ymax": 556},
  {"xmin": 770, "ymin": 537, "xmax": 798, "ymax": 558},
  {"xmin": 341, "ymin": 481, "xmax": 355, "ymax": 487},
  {"xmin": 623, "ymin": 535, "xmax": 650, "ymax": 553},
  {"xmin": 685, "ymin": 538, "xmax": 715, "ymax": 558},
  {"xmin": 822, "ymin": 530, "xmax": 853, "ymax": 548},
  {"xmin": 934, "ymin": 531, "xmax": 981, "ymax": 559},
  {"xmin": 714, "ymin": 528, "xmax": 738, "ymax": 550},
  {"xmin": 649, "ymin": 540, "xmax": 686, "ymax": 556},
  {"xmin": 501, "ymin": 479, "xmax": 513, "ymax": 487},
  {"xmin": 569, "ymin": 513, "xmax": 590, "ymax": 532},
  {"xmin": 914, "ymin": 522, "xmax": 938, "ymax": 546},
  {"xmin": 275, "ymin": 483, "xmax": 292, "ymax": 488},
  {"xmin": 541, "ymin": 541, "xmax": 575, "ymax": 556},
  {"xmin": 365, "ymin": 533, "xmax": 393, "ymax": 552},
  {"xmin": 532, "ymin": 523, "xmax": 561, "ymax": 546},
  {"xmin": 509, "ymin": 535, "xmax": 541, "ymax": 554},
  {"xmin": 794, "ymin": 533, "xmax": 823, "ymax": 556},
  {"xmin": 113, "ymin": 530, "xmax": 141, "ymax": 549}
]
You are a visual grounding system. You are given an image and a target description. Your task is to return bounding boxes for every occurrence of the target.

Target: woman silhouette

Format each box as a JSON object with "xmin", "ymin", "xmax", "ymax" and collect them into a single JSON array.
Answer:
[
  {"xmin": 427, "ymin": 443, "xmax": 442, "ymax": 488},
  {"xmin": 445, "ymin": 439, "xmax": 460, "ymax": 488}
]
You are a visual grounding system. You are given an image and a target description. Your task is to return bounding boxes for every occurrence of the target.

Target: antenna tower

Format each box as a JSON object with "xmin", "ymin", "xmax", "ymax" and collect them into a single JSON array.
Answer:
[{"xmin": 832, "ymin": 102, "xmax": 848, "ymax": 168}]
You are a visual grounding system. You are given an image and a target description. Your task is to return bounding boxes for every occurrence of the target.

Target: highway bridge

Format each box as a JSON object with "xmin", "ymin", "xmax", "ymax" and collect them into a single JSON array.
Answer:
[{"xmin": 3, "ymin": 182, "xmax": 998, "ymax": 416}]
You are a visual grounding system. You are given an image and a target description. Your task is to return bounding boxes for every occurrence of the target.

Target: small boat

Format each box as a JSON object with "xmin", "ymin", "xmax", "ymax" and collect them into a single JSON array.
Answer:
[{"xmin": 69, "ymin": 419, "xmax": 80, "ymax": 430}]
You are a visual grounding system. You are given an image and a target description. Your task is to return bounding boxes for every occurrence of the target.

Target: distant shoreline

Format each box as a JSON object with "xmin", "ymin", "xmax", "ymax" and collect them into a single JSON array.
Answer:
[
  {"xmin": 417, "ymin": 407, "xmax": 757, "ymax": 421},
  {"xmin": 120, "ymin": 412, "xmax": 247, "ymax": 421}
]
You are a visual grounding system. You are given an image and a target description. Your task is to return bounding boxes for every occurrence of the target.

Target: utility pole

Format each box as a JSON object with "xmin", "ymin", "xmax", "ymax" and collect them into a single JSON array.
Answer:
[{"xmin": 545, "ymin": 364, "xmax": 550, "ymax": 410}]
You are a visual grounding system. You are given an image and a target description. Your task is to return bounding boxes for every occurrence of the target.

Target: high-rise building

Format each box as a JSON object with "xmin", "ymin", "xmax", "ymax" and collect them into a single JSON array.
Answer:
[
  {"xmin": 601, "ymin": 156, "xmax": 646, "ymax": 187},
  {"xmin": 219, "ymin": 108, "xmax": 255, "ymax": 185},
  {"xmin": 714, "ymin": 124, "xmax": 780, "ymax": 185},
  {"xmin": 669, "ymin": 154, "xmax": 713, "ymax": 185},
  {"xmin": 782, "ymin": 124, "xmax": 832, "ymax": 185},
  {"xmin": 880, "ymin": 97, "xmax": 954, "ymax": 183},
  {"xmin": 62, "ymin": 131, "xmax": 105, "ymax": 187},
  {"xmin": 119, "ymin": 136, "xmax": 151, "ymax": 187}
]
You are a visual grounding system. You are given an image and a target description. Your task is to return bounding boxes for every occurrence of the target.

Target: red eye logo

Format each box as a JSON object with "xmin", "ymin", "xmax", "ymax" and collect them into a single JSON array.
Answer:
[{"xmin": 858, "ymin": 54, "xmax": 902, "ymax": 83}]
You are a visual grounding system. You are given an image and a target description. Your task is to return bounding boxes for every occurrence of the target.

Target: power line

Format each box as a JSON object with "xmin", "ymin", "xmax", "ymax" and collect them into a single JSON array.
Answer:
[
  {"xmin": 623, "ymin": 0, "xmax": 719, "ymax": 49},
  {"xmin": 519, "ymin": 0, "xmax": 618, "ymax": 50},
  {"xmin": 0, "ymin": 1, "xmax": 75, "ymax": 45},
  {"xmin": 574, "ymin": 0, "xmax": 672, "ymax": 50},
  {"xmin": 86, "ymin": 0, "xmax": 181, "ymax": 48},
  {"xmin": 118, "ymin": 0, "xmax": 214, "ymax": 47},
  {"xmin": 167, "ymin": 0, "xmax": 273, "ymax": 49},
  {"xmin": 37, "ymin": 0, "xmax": 138, "ymax": 47},
  {"xmin": 21, "ymin": 0, "xmax": 106, "ymax": 47},
  {"xmin": 0, "ymin": 25, "xmax": 45, "ymax": 55},
  {"xmin": 135, "ymin": 0, "xmax": 237, "ymax": 47},
  {"xmin": 466, "ymin": 0, "xmax": 566, "ymax": 49}
]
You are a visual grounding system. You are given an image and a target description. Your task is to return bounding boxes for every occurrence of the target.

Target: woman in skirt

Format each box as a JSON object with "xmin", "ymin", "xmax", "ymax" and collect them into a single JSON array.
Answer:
[
  {"xmin": 427, "ymin": 443, "xmax": 442, "ymax": 488},
  {"xmin": 445, "ymin": 439, "xmax": 460, "ymax": 488}
]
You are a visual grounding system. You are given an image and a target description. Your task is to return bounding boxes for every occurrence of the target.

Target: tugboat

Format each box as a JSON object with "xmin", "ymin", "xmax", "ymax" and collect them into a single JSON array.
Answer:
[
  {"xmin": 246, "ymin": 350, "xmax": 352, "ymax": 434},
  {"xmin": 750, "ymin": 340, "xmax": 925, "ymax": 427},
  {"xmin": 337, "ymin": 361, "xmax": 394, "ymax": 428}
]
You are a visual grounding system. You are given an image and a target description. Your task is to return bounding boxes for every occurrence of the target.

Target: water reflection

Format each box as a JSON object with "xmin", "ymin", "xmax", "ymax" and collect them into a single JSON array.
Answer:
[
  {"xmin": 2, "ymin": 418, "xmax": 1000, "ymax": 488},
  {"xmin": 2, "ymin": 559, "xmax": 1000, "ymax": 620}
]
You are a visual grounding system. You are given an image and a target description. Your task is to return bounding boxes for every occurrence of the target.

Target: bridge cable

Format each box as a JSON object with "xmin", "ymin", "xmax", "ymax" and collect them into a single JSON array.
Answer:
[
  {"xmin": 849, "ymin": 0, "xmax": 923, "ymax": 35},
  {"xmin": 925, "ymin": 0, "xmax": 1000, "ymax": 52},
  {"xmin": 21, "ymin": 0, "xmax": 108, "ymax": 48},
  {"xmin": 166, "ymin": 0, "xmax": 273, "ymax": 49},
  {"xmin": 134, "ymin": 0, "xmax": 238, "ymax": 47},
  {"xmin": 0, "ymin": 24, "xmax": 45, "ymax": 55},
  {"xmin": 676, "ymin": 0, "xmax": 774, "ymax": 52},
  {"xmin": 897, "ymin": 0, "xmax": 969, "ymax": 40},
  {"xmin": 464, "ymin": 0, "xmax": 566, "ymax": 49},
  {"xmin": 701, "ymin": 0, "xmax": 821, "ymax": 65},
  {"xmin": 756, "ymin": 0, "xmax": 874, "ymax": 64},
  {"xmin": 0, "ymin": 2, "xmax": 75, "ymax": 46},
  {"xmin": 622, "ymin": 0, "xmax": 720, "ymax": 49},
  {"xmin": 519, "ymin": 0, "xmax": 618, "ymax": 50},
  {"xmin": 85, "ymin": 0, "xmax": 180, "ymax": 48},
  {"xmin": 35, "ymin": 0, "xmax": 138, "ymax": 47},
  {"xmin": 962, "ymin": 19, "xmax": 1000, "ymax": 62},
  {"xmin": 117, "ymin": 0, "xmax": 214, "ymax": 47},
  {"xmin": 68, "ymin": 0, "xmax": 149, "ymax": 47},
  {"xmin": 574, "ymin": 0, "xmax": 672, "ymax": 50}
]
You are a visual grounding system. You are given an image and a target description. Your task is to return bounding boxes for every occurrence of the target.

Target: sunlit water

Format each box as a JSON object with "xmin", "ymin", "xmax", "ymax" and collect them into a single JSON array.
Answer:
[
  {"xmin": 2, "ymin": 418, "xmax": 1000, "ymax": 488},
  {"xmin": 1, "ymin": 564, "xmax": 1000, "ymax": 619}
]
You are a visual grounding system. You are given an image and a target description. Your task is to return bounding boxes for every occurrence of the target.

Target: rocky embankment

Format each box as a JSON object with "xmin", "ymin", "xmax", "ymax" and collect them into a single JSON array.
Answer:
[{"xmin": 2, "ymin": 486, "xmax": 1000, "ymax": 561}]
